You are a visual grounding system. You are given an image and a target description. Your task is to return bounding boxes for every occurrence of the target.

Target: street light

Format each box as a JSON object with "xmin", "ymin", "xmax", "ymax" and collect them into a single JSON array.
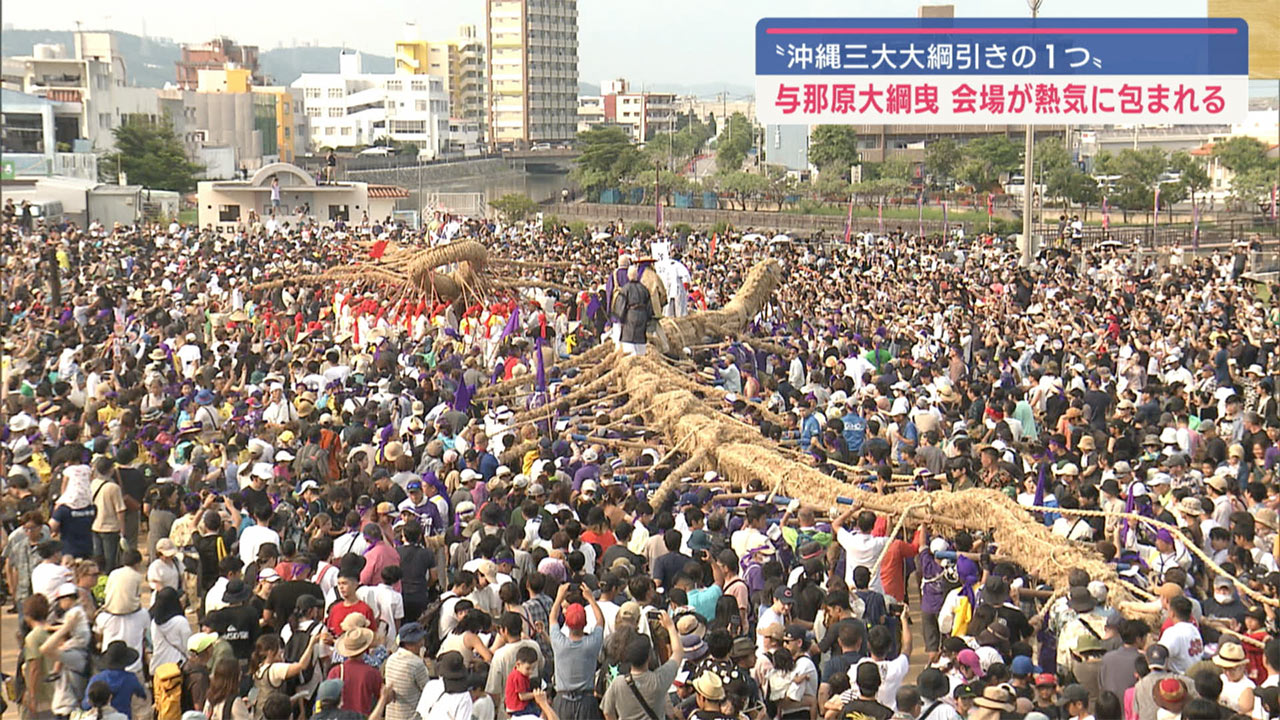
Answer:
[{"xmin": 1020, "ymin": 0, "xmax": 1045, "ymax": 266}]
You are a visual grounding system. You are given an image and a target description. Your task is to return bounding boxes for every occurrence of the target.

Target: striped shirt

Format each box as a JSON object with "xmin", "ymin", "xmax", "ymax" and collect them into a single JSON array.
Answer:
[{"xmin": 383, "ymin": 647, "xmax": 430, "ymax": 720}]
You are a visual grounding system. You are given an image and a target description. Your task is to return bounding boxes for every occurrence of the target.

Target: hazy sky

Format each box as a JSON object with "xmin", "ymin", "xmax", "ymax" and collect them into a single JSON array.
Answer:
[{"xmin": 6, "ymin": 0, "xmax": 1218, "ymax": 88}]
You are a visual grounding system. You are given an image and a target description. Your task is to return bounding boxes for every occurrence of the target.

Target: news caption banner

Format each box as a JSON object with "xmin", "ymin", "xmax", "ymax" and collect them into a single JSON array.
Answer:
[{"xmin": 755, "ymin": 18, "xmax": 1250, "ymax": 125}]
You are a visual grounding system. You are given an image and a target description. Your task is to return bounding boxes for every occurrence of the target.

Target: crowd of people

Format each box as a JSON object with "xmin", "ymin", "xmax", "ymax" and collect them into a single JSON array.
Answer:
[{"xmin": 2, "ymin": 202, "xmax": 1280, "ymax": 720}]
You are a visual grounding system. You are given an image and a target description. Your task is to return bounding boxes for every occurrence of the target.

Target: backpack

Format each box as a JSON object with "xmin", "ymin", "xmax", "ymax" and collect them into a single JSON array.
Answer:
[
  {"xmin": 419, "ymin": 591, "xmax": 455, "ymax": 657},
  {"xmin": 153, "ymin": 662, "xmax": 184, "ymax": 720},
  {"xmin": 283, "ymin": 622, "xmax": 321, "ymax": 692},
  {"xmin": 180, "ymin": 664, "xmax": 209, "ymax": 713}
]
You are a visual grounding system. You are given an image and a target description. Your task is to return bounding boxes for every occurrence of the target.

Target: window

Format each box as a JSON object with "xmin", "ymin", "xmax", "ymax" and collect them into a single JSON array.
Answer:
[
  {"xmin": 305, "ymin": 107, "xmax": 321, "ymax": 118},
  {"xmin": 284, "ymin": 127, "xmax": 290, "ymax": 138},
  {"xmin": 328, "ymin": 205, "xmax": 350, "ymax": 221},
  {"xmin": 386, "ymin": 80, "xmax": 403, "ymax": 91},
  {"xmin": 328, "ymin": 88, "xmax": 344, "ymax": 98},
  {"xmin": 328, "ymin": 108, "xmax": 343, "ymax": 118},
  {"xmin": 415, "ymin": 100, "xmax": 428, "ymax": 112},
  {"xmin": 411, "ymin": 80, "xmax": 426, "ymax": 91},
  {"xmin": 305, "ymin": 88, "xmax": 321, "ymax": 99},
  {"xmin": 98, "ymin": 113, "xmax": 112, "ymax": 129},
  {"xmin": 218, "ymin": 204, "xmax": 240, "ymax": 222},
  {"xmin": 341, "ymin": 127, "xmax": 352, "ymax": 136}
]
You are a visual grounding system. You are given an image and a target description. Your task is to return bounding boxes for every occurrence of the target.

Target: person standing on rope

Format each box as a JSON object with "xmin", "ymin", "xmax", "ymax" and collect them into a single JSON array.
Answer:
[{"xmin": 612, "ymin": 265, "xmax": 653, "ymax": 357}]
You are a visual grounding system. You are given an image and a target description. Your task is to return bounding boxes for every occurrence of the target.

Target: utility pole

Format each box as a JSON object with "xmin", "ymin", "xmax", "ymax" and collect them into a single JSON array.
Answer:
[{"xmin": 1020, "ymin": 0, "xmax": 1044, "ymax": 267}]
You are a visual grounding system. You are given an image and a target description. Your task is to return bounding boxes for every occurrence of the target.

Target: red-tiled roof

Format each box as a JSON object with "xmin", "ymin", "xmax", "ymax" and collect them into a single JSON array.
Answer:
[{"xmin": 367, "ymin": 184, "xmax": 410, "ymax": 199}]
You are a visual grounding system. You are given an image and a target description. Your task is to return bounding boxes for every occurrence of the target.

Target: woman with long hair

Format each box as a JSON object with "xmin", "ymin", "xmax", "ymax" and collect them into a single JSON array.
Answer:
[
  {"xmin": 148, "ymin": 587, "xmax": 191, "ymax": 673},
  {"xmin": 248, "ymin": 632, "xmax": 326, "ymax": 719},
  {"xmin": 204, "ymin": 658, "xmax": 251, "ymax": 720}
]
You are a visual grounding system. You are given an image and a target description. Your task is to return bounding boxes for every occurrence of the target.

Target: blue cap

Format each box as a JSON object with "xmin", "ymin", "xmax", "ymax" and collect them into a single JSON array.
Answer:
[
  {"xmin": 399, "ymin": 622, "xmax": 427, "ymax": 644},
  {"xmin": 1010, "ymin": 655, "xmax": 1039, "ymax": 676},
  {"xmin": 407, "ymin": 479, "xmax": 422, "ymax": 490}
]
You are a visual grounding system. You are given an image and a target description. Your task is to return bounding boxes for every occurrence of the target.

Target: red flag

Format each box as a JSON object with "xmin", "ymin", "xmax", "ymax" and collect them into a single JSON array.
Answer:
[
  {"xmin": 369, "ymin": 239, "xmax": 389, "ymax": 259},
  {"xmin": 709, "ymin": 233, "xmax": 717, "ymax": 256},
  {"xmin": 987, "ymin": 193, "xmax": 994, "ymax": 217}
]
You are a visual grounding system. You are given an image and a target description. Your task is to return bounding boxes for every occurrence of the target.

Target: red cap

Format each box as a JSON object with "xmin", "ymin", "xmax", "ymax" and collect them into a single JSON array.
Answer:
[
  {"xmin": 564, "ymin": 603, "xmax": 587, "ymax": 630},
  {"xmin": 1034, "ymin": 673, "xmax": 1057, "ymax": 687}
]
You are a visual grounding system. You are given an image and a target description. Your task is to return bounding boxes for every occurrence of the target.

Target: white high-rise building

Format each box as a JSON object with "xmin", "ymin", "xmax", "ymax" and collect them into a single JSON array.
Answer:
[
  {"xmin": 292, "ymin": 50, "xmax": 451, "ymax": 158},
  {"xmin": 486, "ymin": 0, "xmax": 579, "ymax": 149}
]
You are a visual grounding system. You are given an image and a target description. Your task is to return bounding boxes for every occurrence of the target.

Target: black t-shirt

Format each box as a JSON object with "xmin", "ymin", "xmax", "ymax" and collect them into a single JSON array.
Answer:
[
  {"xmin": 839, "ymin": 698, "xmax": 893, "ymax": 720},
  {"xmin": 397, "ymin": 544, "xmax": 435, "ymax": 600},
  {"xmin": 241, "ymin": 486, "xmax": 270, "ymax": 512},
  {"xmin": 194, "ymin": 530, "xmax": 237, "ymax": 591},
  {"xmin": 993, "ymin": 604, "xmax": 1034, "ymax": 644},
  {"xmin": 600, "ymin": 543, "xmax": 645, "ymax": 574},
  {"xmin": 653, "ymin": 551, "xmax": 690, "ymax": 591},
  {"xmin": 267, "ymin": 581, "xmax": 323, "ymax": 633},
  {"xmin": 204, "ymin": 603, "xmax": 262, "ymax": 657},
  {"xmin": 51, "ymin": 504, "xmax": 95, "ymax": 558},
  {"xmin": 117, "ymin": 466, "xmax": 147, "ymax": 504}
]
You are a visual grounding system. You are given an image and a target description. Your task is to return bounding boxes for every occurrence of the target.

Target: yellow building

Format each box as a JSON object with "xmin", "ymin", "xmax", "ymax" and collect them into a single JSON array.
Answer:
[
  {"xmin": 485, "ymin": 0, "xmax": 578, "ymax": 149},
  {"xmin": 251, "ymin": 87, "xmax": 301, "ymax": 163},
  {"xmin": 196, "ymin": 67, "xmax": 252, "ymax": 93},
  {"xmin": 395, "ymin": 25, "xmax": 487, "ymax": 133}
]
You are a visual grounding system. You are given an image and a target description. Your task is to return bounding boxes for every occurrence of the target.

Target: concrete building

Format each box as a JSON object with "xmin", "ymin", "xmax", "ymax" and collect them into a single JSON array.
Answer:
[
  {"xmin": 764, "ymin": 124, "xmax": 812, "ymax": 173},
  {"xmin": 589, "ymin": 79, "xmax": 677, "ymax": 142},
  {"xmin": 293, "ymin": 51, "xmax": 451, "ymax": 158},
  {"xmin": 576, "ymin": 95, "xmax": 603, "ymax": 134},
  {"xmin": 485, "ymin": 0, "xmax": 579, "ymax": 149},
  {"xmin": 2, "ymin": 32, "xmax": 162, "ymax": 152},
  {"xmin": 395, "ymin": 24, "xmax": 487, "ymax": 132},
  {"xmin": 159, "ymin": 88, "xmax": 275, "ymax": 178},
  {"xmin": 175, "ymin": 37, "xmax": 263, "ymax": 90},
  {"xmin": 196, "ymin": 162, "xmax": 405, "ymax": 232},
  {"xmin": 0, "ymin": 89, "xmax": 97, "ymax": 180}
]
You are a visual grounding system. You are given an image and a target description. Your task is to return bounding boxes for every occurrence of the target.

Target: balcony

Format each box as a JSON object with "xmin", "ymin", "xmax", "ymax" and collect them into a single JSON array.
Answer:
[{"xmin": 5, "ymin": 152, "xmax": 99, "ymax": 181}]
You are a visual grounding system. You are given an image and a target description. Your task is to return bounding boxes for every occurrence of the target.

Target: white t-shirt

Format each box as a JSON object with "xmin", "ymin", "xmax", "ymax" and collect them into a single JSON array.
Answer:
[
  {"xmin": 417, "ymin": 679, "xmax": 473, "ymax": 720},
  {"xmin": 95, "ymin": 608, "xmax": 150, "ymax": 673},
  {"xmin": 176, "ymin": 343, "xmax": 202, "ymax": 378},
  {"xmin": 1159, "ymin": 621, "xmax": 1204, "ymax": 674},
  {"xmin": 358, "ymin": 584, "xmax": 404, "ymax": 640},
  {"xmin": 32, "ymin": 562, "xmax": 73, "ymax": 601},
  {"xmin": 835, "ymin": 527, "xmax": 888, "ymax": 589},
  {"xmin": 238, "ymin": 524, "xmax": 281, "ymax": 567},
  {"xmin": 851, "ymin": 655, "xmax": 910, "ymax": 710}
]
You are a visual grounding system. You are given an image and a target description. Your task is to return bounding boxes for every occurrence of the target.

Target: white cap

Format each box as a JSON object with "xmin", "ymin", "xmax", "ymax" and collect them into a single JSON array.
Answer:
[
  {"xmin": 703, "ymin": 471, "xmax": 719, "ymax": 482},
  {"xmin": 459, "ymin": 468, "xmax": 480, "ymax": 483},
  {"xmin": 275, "ymin": 450, "xmax": 295, "ymax": 462},
  {"xmin": 581, "ymin": 479, "xmax": 598, "ymax": 494},
  {"xmin": 582, "ymin": 448, "xmax": 599, "ymax": 463},
  {"xmin": 929, "ymin": 538, "xmax": 949, "ymax": 555},
  {"xmin": 55, "ymin": 582, "xmax": 79, "ymax": 599}
]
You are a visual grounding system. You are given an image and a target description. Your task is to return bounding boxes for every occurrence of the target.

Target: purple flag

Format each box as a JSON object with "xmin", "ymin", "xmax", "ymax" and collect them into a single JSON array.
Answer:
[
  {"xmin": 499, "ymin": 306, "xmax": 521, "ymax": 343},
  {"xmin": 452, "ymin": 381, "xmax": 475, "ymax": 412}
]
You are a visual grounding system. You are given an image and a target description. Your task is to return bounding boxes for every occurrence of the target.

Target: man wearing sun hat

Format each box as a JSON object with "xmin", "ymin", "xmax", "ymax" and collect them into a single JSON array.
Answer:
[{"xmin": 327, "ymin": 620, "xmax": 381, "ymax": 714}]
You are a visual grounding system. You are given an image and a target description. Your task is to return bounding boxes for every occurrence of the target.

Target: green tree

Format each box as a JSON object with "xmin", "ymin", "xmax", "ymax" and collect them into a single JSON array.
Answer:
[
  {"xmin": 1035, "ymin": 137, "xmax": 1073, "ymax": 178},
  {"xmin": 715, "ymin": 113, "xmax": 754, "ymax": 173},
  {"xmin": 1055, "ymin": 170, "xmax": 1100, "ymax": 216},
  {"xmin": 1228, "ymin": 165, "xmax": 1278, "ymax": 211},
  {"xmin": 98, "ymin": 114, "xmax": 202, "ymax": 191},
  {"xmin": 807, "ymin": 126, "xmax": 860, "ymax": 175},
  {"xmin": 489, "ymin": 193, "xmax": 539, "ymax": 224},
  {"xmin": 712, "ymin": 170, "xmax": 769, "ymax": 211},
  {"xmin": 1109, "ymin": 147, "xmax": 1168, "ymax": 222},
  {"xmin": 814, "ymin": 172, "xmax": 852, "ymax": 203},
  {"xmin": 1169, "ymin": 151, "xmax": 1211, "ymax": 207},
  {"xmin": 1213, "ymin": 136, "xmax": 1271, "ymax": 174},
  {"xmin": 957, "ymin": 135, "xmax": 1022, "ymax": 191},
  {"xmin": 573, "ymin": 126, "xmax": 643, "ymax": 197},
  {"xmin": 923, "ymin": 137, "xmax": 962, "ymax": 188}
]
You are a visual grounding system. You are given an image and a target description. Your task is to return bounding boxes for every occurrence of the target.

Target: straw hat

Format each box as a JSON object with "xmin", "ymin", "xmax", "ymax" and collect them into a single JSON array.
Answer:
[
  {"xmin": 973, "ymin": 686, "xmax": 1016, "ymax": 712},
  {"xmin": 337, "ymin": 627, "xmax": 375, "ymax": 658},
  {"xmin": 1214, "ymin": 642, "xmax": 1248, "ymax": 668}
]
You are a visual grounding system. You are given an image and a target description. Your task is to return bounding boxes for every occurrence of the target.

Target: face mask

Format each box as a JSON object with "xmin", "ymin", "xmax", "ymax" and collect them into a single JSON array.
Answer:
[{"xmin": 1216, "ymin": 591, "xmax": 1233, "ymax": 604}]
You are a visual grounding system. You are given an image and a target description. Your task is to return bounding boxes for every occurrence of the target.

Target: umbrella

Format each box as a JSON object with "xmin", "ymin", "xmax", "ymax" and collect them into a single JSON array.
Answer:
[
  {"xmin": 742, "ymin": 233, "xmax": 766, "ymax": 243},
  {"xmin": 591, "ymin": 232, "xmax": 612, "ymax": 241},
  {"xmin": 769, "ymin": 234, "xmax": 792, "ymax": 244},
  {"xmin": 1098, "ymin": 239, "xmax": 1125, "ymax": 248}
]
